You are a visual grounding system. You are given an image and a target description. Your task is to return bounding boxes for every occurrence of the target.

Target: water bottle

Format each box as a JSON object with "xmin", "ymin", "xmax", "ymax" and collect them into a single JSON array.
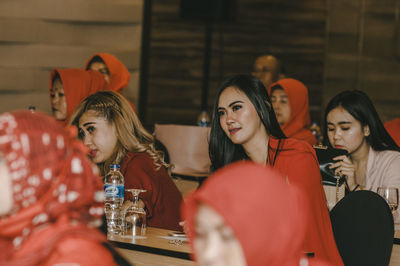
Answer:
[
  {"xmin": 104, "ymin": 164, "xmax": 124, "ymax": 235},
  {"xmin": 197, "ymin": 110, "xmax": 210, "ymax": 127}
]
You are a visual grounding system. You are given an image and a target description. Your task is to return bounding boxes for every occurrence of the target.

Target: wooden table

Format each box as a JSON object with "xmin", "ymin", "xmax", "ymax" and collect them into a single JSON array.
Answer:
[
  {"xmin": 109, "ymin": 227, "xmax": 400, "ymax": 266},
  {"xmin": 108, "ymin": 227, "xmax": 193, "ymax": 266}
]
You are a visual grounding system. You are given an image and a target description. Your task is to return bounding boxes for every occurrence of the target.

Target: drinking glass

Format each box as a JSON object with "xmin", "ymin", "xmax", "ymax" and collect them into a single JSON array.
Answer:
[
  {"xmin": 123, "ymin": 189, "xmax": 147, "ymax": 237},
  {"xmin": 377, "ymin": 187, "xmax": 399, "ymax": 214}
]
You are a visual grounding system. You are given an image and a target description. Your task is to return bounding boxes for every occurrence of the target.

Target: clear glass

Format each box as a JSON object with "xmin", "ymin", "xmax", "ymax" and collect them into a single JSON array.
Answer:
[
  {"xmin": 123, "ymin": 189, "xmax": 147, "ymax": 237},
  {"xmin": 377, "ymin": 187, "xmax": 399, "ymax": 214}
]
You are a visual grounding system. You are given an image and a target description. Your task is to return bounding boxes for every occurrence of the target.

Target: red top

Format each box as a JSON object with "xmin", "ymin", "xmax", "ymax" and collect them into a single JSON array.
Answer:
[
  {"xmin": 385, "ymin": 118, "xmax": 400, "ymax": 147},
  {"xmin": 49, "ymin": 68, "xmax": 107, "ymax": 124},
  {"xmin": 85, "ymin": 53, "xmax": 130, "ymax": 93},
  {"xmin": 268, "ymin": 137, "xmax": 343, "ymax": 265},
  {"xmin": 269, "ymin": 78, "xmax": 317, "ymax": 145},
  {"xmin": 121, "ymin": 152, "xmax": 183, "ymax": 231},
  {"xmin": 183, "ymin": 162, "xmax": 309, "ymax": 265}
]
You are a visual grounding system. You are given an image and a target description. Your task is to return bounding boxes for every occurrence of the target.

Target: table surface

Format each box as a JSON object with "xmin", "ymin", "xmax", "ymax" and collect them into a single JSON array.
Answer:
[
  {"xmin": 108, "ymin": 227, "xmax": 191, "ymax": 260},
  {"xmin": 109, "ymin": 227, "xmax": 400, "ymax": 265}
]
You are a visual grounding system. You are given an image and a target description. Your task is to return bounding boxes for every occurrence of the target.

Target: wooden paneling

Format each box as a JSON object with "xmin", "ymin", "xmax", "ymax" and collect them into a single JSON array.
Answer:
[
  {"xmin": 0, "ymin": 45, "xmax": 140, "ymax": 69},
  {"xmin": 0, "ymin": 18, "xmax": 142, "ymax": 49},
  {"xmin": 145, "ymin": 0, "xmax": 327, "ymax": 126},
  {"xmin": 324, "ymin": 0, "xmax": 400, "ymax": 122},
  {"xmin": 0, "ymin": 0, "xmax": 143, "ymax": 115},
  {"xmin": 0, "ymin": 0, "xmax": 142, "ymax": 23}
]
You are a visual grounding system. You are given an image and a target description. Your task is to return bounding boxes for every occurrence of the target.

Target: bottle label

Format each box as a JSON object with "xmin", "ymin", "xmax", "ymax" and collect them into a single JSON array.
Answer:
[{"xmin": 104, "ymin": 184, "xmax": 124, "ymax": 198}]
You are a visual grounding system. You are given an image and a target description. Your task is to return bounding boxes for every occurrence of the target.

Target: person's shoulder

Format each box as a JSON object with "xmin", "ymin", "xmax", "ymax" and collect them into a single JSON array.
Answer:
[
  {"xmin": 123, "ymin": 151, "xmax": 154, "ymax": 166},
  {"xmin": 281, "ymin": 137, "xmax": 315, "ymax": 154},
  {"xmin": 375, "ymin": 149, "xmax": 400, "ymax": 163}
]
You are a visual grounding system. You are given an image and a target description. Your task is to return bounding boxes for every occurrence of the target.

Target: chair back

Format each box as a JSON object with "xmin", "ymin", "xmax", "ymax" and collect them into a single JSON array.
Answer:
[
  {"xmin": 154, "ymin": 124, "xmax": 211, "ymax": 177},
  {"xmin": 330, "ymin": 190, "xmax": 394, "ymax": 266}
]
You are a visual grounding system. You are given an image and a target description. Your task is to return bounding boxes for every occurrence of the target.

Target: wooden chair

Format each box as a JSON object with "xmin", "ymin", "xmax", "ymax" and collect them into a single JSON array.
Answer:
[{"xmin": 154, "ymin": 124, "xmax": 210, "ymax": 196}]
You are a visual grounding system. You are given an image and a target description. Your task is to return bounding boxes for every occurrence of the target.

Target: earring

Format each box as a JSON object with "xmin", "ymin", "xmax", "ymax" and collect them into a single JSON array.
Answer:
[{"xmin": 364, "ymin": 126, "xmax": 370, "ymax": 136}]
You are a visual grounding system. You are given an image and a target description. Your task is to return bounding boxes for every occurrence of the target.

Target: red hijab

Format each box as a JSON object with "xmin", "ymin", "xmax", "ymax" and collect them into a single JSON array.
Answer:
[
  {"xmin": 269, "ymin": 78, "xmax": 317, "ymax": 145},
  {"xmin": 182, "ymin": 161, "xmax": 309, "ymax": 266},
  {"xmin": 85, "ymin": 53, "xmax": 130, "ymax": 92},
  {"xmin": 385, "ymin": 118, "xmax": 400, "ymax": 146},
  {"xmin": 49, "ymin": 68, "xmax": 106, "ymax": 125},
  {"xmin": 0, "ymin": 111, "xmax": 106, "ymax": 265}
]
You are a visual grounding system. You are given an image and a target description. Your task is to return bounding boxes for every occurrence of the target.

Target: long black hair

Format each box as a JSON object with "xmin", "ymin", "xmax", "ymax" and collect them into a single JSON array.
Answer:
[
  {"xmin": 323, "ymin": 90, "xmax": 400, "ymax": 152},
  {"xmin": 209, "ymin": 74, "xmax": 286, "ymax": 171}
]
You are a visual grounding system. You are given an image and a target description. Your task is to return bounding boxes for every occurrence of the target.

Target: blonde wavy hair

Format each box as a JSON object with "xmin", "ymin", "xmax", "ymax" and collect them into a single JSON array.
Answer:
[{"xmin": 69, "ymin": 91, "xmax": 170, "ymax": 175}]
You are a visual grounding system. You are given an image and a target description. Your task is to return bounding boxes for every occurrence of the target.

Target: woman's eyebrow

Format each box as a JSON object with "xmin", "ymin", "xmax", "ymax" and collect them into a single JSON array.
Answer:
[
  {"xmin": 327, "ymin": 121, "xmax": 352, "ymax": 125},
  {"xmin": 83, "ymin": 122, "xmax": 95, "ymax": 127},
  {"xmin": 228, "ymin": 100, "xmax": 244, "ymax": 107}
]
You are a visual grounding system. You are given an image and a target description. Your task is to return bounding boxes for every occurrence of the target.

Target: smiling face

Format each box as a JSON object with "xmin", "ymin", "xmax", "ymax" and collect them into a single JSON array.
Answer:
[
  {"xmin": 89, "ymin": 62, "xmax": 110, "ymax": 83},
  {"xmin": 78, "ymin": 110, "xmax": 118, "ymax": 164},
  {"xmin": 50, "ymin": 78, "xmax": 67, "ymax": 121},
  {"xmin": 326, "ymin": 106, "xmax": 370, "ymax": 155},
  {"xmin": 218, "ymin": 86, "xmax": 267, "ymax": 147},
  {"xmin": 194, "ymin": 204, "xmax": 246, "ymax": 266},
  {"xmin": 270, "ymin": 88, "xmax": 291, "ymax": 126}
]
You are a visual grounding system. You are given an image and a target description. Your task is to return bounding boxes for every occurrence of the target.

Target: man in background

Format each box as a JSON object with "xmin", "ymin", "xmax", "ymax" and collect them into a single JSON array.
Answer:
[{"xmin": 252, "ymin": 54, "xmax": 285, "ymax": 88}]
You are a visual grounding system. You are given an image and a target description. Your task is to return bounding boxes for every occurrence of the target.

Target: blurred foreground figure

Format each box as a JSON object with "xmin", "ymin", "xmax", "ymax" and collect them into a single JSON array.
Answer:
[
  {"xmin": 0, "ymin": 111, "xmax": 117, "ymax": 266},
  {"xmin": 182, "ymin": 162, "xmax": 335, "ymax": 266}
]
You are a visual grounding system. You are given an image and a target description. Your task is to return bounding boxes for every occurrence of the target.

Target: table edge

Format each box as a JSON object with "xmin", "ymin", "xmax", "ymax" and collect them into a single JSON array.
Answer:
[{"xmin": 110, "ymin": 240, "xmax": 192, "ymax": 260}]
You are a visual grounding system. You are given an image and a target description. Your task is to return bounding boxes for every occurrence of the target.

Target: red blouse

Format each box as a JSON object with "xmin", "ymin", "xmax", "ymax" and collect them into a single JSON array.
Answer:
[
  {"xmin": 121, "ymin": 152, "xmax": 183, "ymax": 231},
  {"xmin": 269, "ymin": 137, "xmax": 343, "ymax": 265}
]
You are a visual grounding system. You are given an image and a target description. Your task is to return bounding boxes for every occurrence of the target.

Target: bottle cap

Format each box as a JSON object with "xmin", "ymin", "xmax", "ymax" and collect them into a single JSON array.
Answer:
[{"xmin": 110, "ymin": 164, "xmax": 120, "ymax": 169}]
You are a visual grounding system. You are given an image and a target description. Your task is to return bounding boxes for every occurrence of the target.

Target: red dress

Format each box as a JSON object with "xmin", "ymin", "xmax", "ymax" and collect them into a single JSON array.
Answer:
[
  {"xmin": 269, "ymin": 78, "xmax": 317, "ymax": 145},
  {"xmin": 269, "ymin": 137, "xmax": 343, "ymax": 265},
  {"xmin": 121, "ymin": 152, "xmax": 183, "ymax": 231}
]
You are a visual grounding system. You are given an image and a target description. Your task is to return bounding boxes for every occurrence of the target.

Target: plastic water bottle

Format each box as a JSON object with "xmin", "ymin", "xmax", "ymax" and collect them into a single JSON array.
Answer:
[
  {"xmin": 197, "ymin": 110, "xmax": 210, "ymax": 127},
  {"xmin": 104, "ymin": 164, "xmax": 124, "ymax": 235}
]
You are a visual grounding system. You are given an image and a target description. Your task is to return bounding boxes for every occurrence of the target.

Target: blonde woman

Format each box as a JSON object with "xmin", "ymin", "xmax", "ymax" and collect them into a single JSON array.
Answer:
[{"xmin": 70, "ymin": 91, "xmax": 182, "ymax": 231}]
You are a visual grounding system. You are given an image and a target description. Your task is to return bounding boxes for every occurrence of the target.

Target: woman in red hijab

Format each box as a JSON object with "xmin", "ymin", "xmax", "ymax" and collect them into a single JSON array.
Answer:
[
  {"xmin": 182, "ymin": 161, "xmax": 334, "ymax": 266},
  {"xmin": 0, "ymin": 111, "xmax": 118, "ymax": 265},
  {"xmin": 85, "ymin": 53, "xmax": 130, "ymax": 93},
  {"xmin": 385, "ymin": 118, "xmax": 400, "ymax": 146},
  {"xmin": 269, "ymin": 78, "xmax": 317, "ymax": 145},
  {"xmin": 209, "ymin": 75, "xmax": 343, "ymax": 265},
  {"xmin": 49, "ymin": 68, "xmax": 106, "ymax": 125}
]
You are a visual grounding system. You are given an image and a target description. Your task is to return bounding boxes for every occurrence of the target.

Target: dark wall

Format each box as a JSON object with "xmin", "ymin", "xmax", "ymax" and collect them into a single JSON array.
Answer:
[
  {"xmin": 324, "ymin": 0, "xmax": 400, "ymax": 122},
  {"xmin": 143, "ymin": 0, "xmax": 326, "ymax": 127}
]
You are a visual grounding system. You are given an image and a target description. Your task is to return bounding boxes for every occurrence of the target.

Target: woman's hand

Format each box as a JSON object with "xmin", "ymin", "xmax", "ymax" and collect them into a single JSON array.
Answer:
[{"xmin": 330, "ymin": 155, "xmax": 357, "ymax": 190}]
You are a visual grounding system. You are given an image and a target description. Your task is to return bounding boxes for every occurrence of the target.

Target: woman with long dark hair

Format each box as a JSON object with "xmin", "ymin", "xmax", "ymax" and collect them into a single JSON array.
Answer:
[
  {"xmin": 208, "ymin": 74, "xmax": 343, "ymax": 265},
  {"xmin": 323, "ymin": 90, "xmax": 400, "ymax": 219}
]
